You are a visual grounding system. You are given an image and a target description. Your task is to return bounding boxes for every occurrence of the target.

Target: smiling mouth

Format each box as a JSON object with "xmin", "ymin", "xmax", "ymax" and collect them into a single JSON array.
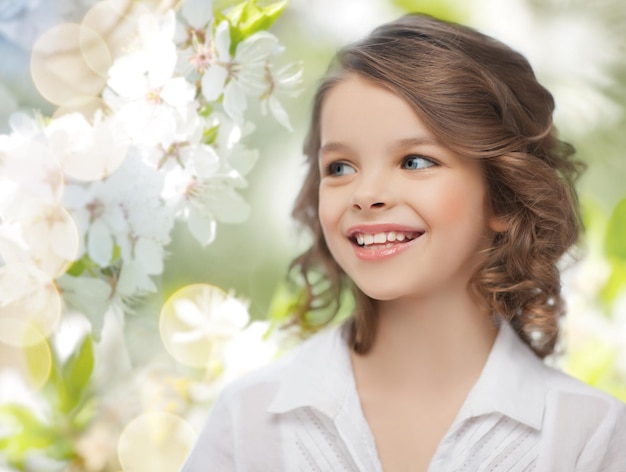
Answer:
[{"xmin": 351, "ymin": 230, "xmax": 423, "ymax": 248}]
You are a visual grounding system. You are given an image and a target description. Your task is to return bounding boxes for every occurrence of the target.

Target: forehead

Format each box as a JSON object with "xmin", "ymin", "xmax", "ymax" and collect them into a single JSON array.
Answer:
[{"xmin": 319, "ymin": 75, "xmax": 434, "ymax": 148}]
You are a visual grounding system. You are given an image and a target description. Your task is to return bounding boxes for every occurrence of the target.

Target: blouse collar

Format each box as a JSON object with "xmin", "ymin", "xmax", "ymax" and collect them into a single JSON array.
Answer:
[{"xmin": 267, "ymin": 319, "xmax": 548, "ymax": 430}]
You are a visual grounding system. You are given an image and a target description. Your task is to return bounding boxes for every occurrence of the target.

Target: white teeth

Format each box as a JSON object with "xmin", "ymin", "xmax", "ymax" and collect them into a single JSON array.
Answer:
[
  {"xmin": 373, "ymin": 232, "xmax": 386, "ymax": 244},
  {"xmin": 354, "ymin": 231, "xmax": 417, "ymax": 246}
]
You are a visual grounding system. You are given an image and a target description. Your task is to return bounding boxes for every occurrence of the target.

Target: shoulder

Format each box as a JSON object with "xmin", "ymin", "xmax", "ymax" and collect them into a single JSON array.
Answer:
[
  {"xmin": 539, "ymin": 363, "xmax": 626, "ymax": 469},
  {"xmin": 486, "ymin": 322, "xmax": 625, "ymax": 468},
  {"xmin": 541, "ymin": 363, "xmax": 625, "ymax": 417},
  {"xmin": 181, "ymin": 327, "xmax": 344, "ymax": 471},
  {"xmin": 493, "ymin": 320, "xmax": 624, "ymax": 421}
]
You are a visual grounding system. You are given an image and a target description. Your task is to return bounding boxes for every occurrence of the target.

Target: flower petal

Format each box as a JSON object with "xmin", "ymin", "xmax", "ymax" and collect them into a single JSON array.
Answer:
[
  {"xmin": 235, "ymin": 32, "xmax": 278, "ymax": 64},
  {"xmin": 87, "ymin": 220, "xmax": 114, "ymax": 267},
  {"xmin": 222, "ymin": 81, "xmax": 247, "ymax": 124},
  {"xmin": 134, "ymin": 238, "xmax": 164, "ymax": 275},
  {"xmin": 161, "ymin": 77, "xmax": 196, "ymax": 107},
  {"xmin": 268, "ymin": 95, "xmax": 293, "ymax": 131},
  {"xmin": 201, "ymin": 65, "xmax": 228, "ymax": 101},
  {"xmin": 214, "ymin": 21, "xmax": 231, "ymax": 60},
  {"xmin": 228, "ymin": 148, "xmax": 258, "ymax": 176},
  {"xmin": 193, "ymin": 145, "xmax": 220, "ymax": 178},
  {"xmin": 211, "ymin": 188, "xmax": 250, "ymax": 224},
  {"xmin": 182, "ymin": 0, "xmax": 214, "ymax": 30},
  {"xmin": 188, "ymin": 207, "xmax": 216, "ymax": 246}
]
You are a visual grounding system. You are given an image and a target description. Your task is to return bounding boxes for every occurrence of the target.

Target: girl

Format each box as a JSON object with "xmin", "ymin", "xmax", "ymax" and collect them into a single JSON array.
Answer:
[{"xmin": 182, "ymin": 13, "xmax": 626, "ymax": 471}]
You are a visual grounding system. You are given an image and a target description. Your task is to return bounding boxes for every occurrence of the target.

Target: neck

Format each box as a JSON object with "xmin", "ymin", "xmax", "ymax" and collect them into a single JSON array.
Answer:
[{"xmin": 352, "ymin": 288, "xmax": 498, "ymax": 393}]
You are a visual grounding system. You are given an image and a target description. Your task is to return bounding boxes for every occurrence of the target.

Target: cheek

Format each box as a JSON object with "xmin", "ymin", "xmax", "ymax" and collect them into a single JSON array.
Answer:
[
  {"xmin": 318, "ymin": 191, "xmax": 338, "ymax": 237},
  {"xmin": 435, "ymin": 178, "xmax": 488, "ymax": 231}
]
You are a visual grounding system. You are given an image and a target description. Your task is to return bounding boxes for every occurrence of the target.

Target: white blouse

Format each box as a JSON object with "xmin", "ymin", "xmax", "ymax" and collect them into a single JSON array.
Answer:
[{"xmin": 181, "ymin": 321, "xmax": 626, "ymax": 471}]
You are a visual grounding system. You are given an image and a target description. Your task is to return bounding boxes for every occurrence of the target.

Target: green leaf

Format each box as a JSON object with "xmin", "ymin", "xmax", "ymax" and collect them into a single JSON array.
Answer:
[
  {"xmin": 23, "ymin": 335, "xmax": 53, "ymax": 388},
  {"xmin": 0, "ymin": 404, "xmax": 56, "ymax": 452},
  {"xmin": 600, "ymin": 260, "xmax": 626, "ymax": 306},
  {"xmin": 227, "ymin": 0, "xmax": 287, "ymax": 50},
  {"xmin": 111, "ymin": 243, "xmax": 122, "ymax": 264},
  {"xmin": 390, "ymin": 0, "xmax": 467, "ymax": 22},
  {"xmin": 66, "ymin": 258, "xmax": 85, "ymax": 277},
  {"xmin": 267, "ymin": 280, "xmax": 300, "ymax": 323},
  {"xmin": 65, "ymin": 254, "xmax": 101, "ymax": 277},
  {"xmin": 56, "ymin": 275, "xmax": 112, "ymax": 340},
  {"xmin": 202, "ymin": 124, "xmax": 220, "ymax": 145},
  {"xmin": 580, "ymin": 197, "xmax": 608, "ymax": 243},
  {"xmin": 58, "ymin": 335, "xmax": 94, "ymax": 413},
  {"xmin": 71, "ymin": 397, "xmax": 98, "ymax": 431},
  {"xmin": 605, "ymin": 198, "xmax": 626, "ymax": 261},
  {"xmin": 600, "ymin": 198, "xmax": 626, "ymax": 306},
  {"xmin": 198, "ymin": 103, "xmax": 214, "ymax": 117}
]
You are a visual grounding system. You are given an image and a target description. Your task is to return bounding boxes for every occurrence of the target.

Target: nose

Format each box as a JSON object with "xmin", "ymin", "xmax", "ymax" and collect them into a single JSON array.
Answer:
[{"xmin": 351, "ymin": 173, "xmax": 391, "ymax": 211}]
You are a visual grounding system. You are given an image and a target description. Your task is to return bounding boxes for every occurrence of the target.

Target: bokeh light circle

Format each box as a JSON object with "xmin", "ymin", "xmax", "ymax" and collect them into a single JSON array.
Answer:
[
  {"xmin": 0, "ymin": 326, "xmax": 52, "ymax": 390},
  {"xmin": 53, "ymin": 96, "xmax": 110, "ymax": 123},
  {"xmin": 16, "ymin": 202, "xmax": 80, "ymax": 278},
  {"xmin": 0, "ymin": 264, "xmax": 62, "ymax": 346},
  {"xmin": 47, "ymin": 110, "xmax": 129, "ymax": 181},
  {"xmin": 117, "ymin": 412, "xmax": 196, "ymax": 472},
  {"xmin": 83, "ymin": 0, "xmax": 155, "ymax": 63},
  {"xmin": 160, "ymin": 284, "xmax": 249, "ymax": 368},
  {"xmin": 30, "ymin": 23, "xmax": 110, "ymax": 105}
]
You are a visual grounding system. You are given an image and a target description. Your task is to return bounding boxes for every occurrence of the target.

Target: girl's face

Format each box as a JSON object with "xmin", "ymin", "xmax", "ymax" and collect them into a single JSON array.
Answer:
[{"xmin": 318, "ymin": 75, "xmax": 503, "ymax": 303}]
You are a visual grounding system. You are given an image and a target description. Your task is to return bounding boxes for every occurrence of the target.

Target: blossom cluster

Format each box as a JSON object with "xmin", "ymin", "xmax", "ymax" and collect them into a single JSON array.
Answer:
[
  {"xmin": 0, "ymin": 0, "xmax": 301, "ymax": 339},
  {"xmin": 0, "ymin": 1, "xmax": 301, "ymax": 469}
]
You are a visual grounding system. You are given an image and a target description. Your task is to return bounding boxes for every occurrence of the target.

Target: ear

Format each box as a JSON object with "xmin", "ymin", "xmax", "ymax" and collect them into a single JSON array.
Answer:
[{"xmin": 488, "ymin": 215, "xmax": 508, "ymax": 233}]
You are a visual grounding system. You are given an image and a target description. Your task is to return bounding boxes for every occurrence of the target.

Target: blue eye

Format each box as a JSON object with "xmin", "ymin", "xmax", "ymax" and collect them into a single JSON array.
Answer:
[
  {"xmin": 328, "ymin": 162, "xmax": 356, "ymax": 176},
  {"xmin": 403, "ymin": 155, "xmax": 435, "ymax": 170}
]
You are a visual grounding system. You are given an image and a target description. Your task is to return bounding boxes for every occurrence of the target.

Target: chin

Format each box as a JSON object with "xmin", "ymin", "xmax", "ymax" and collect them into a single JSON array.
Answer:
[{"xmin": 358, "ymin": 285, "xmax": 407, "ymax": 302}]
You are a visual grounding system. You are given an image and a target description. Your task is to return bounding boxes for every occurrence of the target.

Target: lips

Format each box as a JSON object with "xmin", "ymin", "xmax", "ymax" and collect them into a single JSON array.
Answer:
[{"xmin": 346, "ymin": 225, "xmax": 424, "ymax": 260}]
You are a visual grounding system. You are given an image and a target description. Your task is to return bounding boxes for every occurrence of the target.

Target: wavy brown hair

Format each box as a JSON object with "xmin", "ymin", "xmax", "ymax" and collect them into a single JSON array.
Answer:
[{"xmin": 289, "ymin": 13, "xmax": 584, "ymax": 358}]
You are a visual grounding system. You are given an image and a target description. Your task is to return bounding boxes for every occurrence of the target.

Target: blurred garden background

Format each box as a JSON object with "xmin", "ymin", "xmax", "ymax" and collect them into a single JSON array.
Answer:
[{"xmin": 0, "ymin": 0, "xmax": 625, "ymax": 470}]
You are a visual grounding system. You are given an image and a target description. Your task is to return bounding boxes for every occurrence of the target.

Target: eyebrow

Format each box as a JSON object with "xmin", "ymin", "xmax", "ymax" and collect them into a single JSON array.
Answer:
[
  {"xmin": 319, "ymin": 141, "xmax": 349, "ymax": 156},
  {"xmin": 391, "ymin": 136, "xmax": 441, "ymax": 150},
  {"xmin": 319, "ymin": 136, "xmax": 441, "ymax": 157}
]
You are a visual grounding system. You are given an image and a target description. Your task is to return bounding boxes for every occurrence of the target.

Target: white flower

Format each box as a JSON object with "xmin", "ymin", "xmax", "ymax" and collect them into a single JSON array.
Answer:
[
  {"xmin": 259, "ymin": 61, "xmax": 303, "ymax": 131},
  {"xmin": 201, "ymin": 21, "xmax": 280, "ymax": 123},
  {"xmin": 211, "ymin": 115, "xmax": 258, "ymax": 177},
  {"xmin": 160, "ymin": 284, "xmax": 251, "ymax": 371},
  {"xmin": 116, "ymin": 238, "xmax": 165, "ymax": 296},
  {"xmin": 0, "ymin": 262, "xmax": 61, "ymax": 345},
  {"xmin": 159, "ymin": 113, "xmax": 256, "ymax": 247},
  {"xmin": 74, "ymin": 424, "xmax": 117, "ymax": 472},
  {"xmin": 0, "ymin": 124, "xmax": 64, "ymax": 204},
  {"xmin": 170, "ymin": 290, "xmax": 249, "ymax": 346},
  {"xmin": 45, "ymin": 111, "xmax": 129, "ymax": 181},
  {"xmin": 63, "ymin": 155, "xmax": 173, "ymax": 276},
  {"xmin": 63, "ymin": 181, "xmax": 127, "ymax": 267},
  {"xmin": 0, "ymin": 199, "xmax": 79, "ymax": 277},
  {"xmin": 180, "ymin": 0, "xmax": 214, "ymax": 31},
  {"xmin": 163, "ymin": 156, "xmax": 250, "ymax": 247},
  {"xmin": 173, "ymin": 2, "xmax": 218, "ymax": 78},
  {"xmin": 105, "ymin": 10, "xmax": 196, "ymax": 149},
  {"xmin": 56, "ymin": 275, "xmax": 113, "ymax": 339}
]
